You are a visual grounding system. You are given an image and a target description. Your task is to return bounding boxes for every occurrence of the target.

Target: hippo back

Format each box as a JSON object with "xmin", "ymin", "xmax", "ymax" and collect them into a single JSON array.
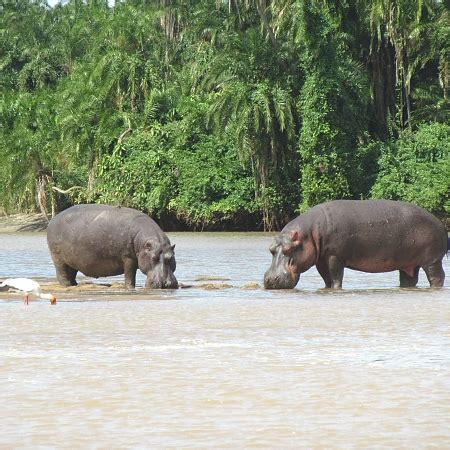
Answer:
[
  {"xmin": 47, "ymin": 204, "xmax": 163, "ymax": 277},
  {"xmin": 290, "ymin": 200, "xmax": 447, "ymax": 270}
]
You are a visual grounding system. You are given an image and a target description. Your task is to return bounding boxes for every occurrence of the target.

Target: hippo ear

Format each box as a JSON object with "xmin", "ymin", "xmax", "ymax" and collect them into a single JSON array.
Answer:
[
  {"xmin": 269, "ymin": 239, "xmax": 278, "ymax": 254},
  {"xmin": 282, "ymin": 231, "xmax": 302, "ymax": 255},
  {"xmin": 290, "ymin": 231, "xmax": 301, "ymax": 247},
  {"xmin": 171, "ymin": 244, "xmax": 176, "ymax": 251}
]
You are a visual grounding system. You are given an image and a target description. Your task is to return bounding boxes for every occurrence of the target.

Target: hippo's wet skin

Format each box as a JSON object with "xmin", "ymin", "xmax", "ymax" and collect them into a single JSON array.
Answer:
[
  {"xmin": 264, "ymin": 200, "xmax": 447, "ymax": 289},
  {"xmin": 47, "ymin": 204, "xmax": 178, "ymax": 289}
]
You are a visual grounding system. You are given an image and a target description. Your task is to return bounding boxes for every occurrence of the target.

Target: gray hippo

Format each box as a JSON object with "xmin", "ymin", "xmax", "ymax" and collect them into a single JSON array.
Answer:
[
  {"xmin": 264, "ymin": 200, "xmax": 447, "ymax": 289},
  {"xmin": 47, "ymin": 204, "xmax": 178, "ymax": 289}
]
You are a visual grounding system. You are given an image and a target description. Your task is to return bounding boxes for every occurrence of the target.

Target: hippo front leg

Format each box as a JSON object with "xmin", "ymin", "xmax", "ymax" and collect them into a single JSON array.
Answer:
[
  {"xmin": 123, "ymin": 258, "xmax": 138, "ymax": 289},
  {"xmin": 399, "ymin": 267, "xmax": 419, "ymax": 287},
  {"xmin": 327, "ymin": 256, "xmax": 344, "ymax": 289},
  {"xmin": 316, "ymin": 260, "xmax": 332, "ymax": 288}
]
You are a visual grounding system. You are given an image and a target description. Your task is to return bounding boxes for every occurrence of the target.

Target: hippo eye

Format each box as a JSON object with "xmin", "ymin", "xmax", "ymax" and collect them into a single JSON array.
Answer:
[
  {"xmin": 281, "ymin": 245, "xmax": 290, "ymax": 255},
  {"xmin": 282, "ymin": 244, "xmax": 295, "ymax": 255},
  {"xmin": 269, "ymin": 242, "xmax": 278, "ymax": 254},
  {"xmin": 151, "ymin": 251, "xmax": 161, "ymax": 262},
  {"xmin": 282, "ymin": 241, "xmax": 302, "ymax": 255},
  {"xmin": 163, "ymin": 253, "xmax": 173, "ymax": 263}
]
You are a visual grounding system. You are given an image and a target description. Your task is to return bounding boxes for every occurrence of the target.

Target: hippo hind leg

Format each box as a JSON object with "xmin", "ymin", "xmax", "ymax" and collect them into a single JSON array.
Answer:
[
  {"xmin": 399, "ymin": 267, "xmax": 419, "ymax": 288},
  {"xmin": 423, "ymin": 260, "xmax": 445, "ymax": 288},
  {"xmin": 55, "ymin": 262, "xmax": 78, "ymax": 287}
]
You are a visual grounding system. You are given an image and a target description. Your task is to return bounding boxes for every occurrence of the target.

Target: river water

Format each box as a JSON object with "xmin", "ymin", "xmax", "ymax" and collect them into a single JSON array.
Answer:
[{"xmin": 0, "ymin": 232, "xmax": 449, "ymax": 448}]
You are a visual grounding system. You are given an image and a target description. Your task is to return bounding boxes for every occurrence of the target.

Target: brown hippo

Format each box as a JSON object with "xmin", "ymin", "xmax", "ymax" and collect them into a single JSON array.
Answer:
[
  {"xmin": 264, "ymin": 200, "xmax": 447, "ymax": 289},
  {"xmin": 47, "ymin": 204, "xmax": 178, "ymax": 289}
]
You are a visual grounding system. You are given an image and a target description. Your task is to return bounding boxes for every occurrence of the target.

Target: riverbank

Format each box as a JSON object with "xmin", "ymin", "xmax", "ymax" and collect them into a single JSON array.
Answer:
[
  {"xmin": 0, "ymin": 213, "xmax": 48, "ymax": 233},
  {"xmin": 0, "ymin": 211, "xmax": 448, "ymax": 233}
]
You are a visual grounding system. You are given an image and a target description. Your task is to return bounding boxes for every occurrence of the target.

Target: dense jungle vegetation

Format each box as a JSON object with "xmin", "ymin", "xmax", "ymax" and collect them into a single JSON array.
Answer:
[{"xmin": 1, "ymin": 0, "xmax": 449, "ymax": 230}]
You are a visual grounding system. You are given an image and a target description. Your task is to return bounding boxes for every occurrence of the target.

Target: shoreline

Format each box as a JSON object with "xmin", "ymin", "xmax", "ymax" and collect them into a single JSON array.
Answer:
[
  {"xmin": 0, "ymin": 211, "xmax": 448, "ymax": 234},
  {"xmin": 0, "ymin": 213, "xmax": 48, "ymax": 233}
]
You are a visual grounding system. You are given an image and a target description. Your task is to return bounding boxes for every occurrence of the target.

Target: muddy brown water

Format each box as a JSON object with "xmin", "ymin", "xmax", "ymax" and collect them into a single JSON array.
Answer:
[{"xmin": 0, "ymin": 232, "xmax": 449, "ymax": 448}]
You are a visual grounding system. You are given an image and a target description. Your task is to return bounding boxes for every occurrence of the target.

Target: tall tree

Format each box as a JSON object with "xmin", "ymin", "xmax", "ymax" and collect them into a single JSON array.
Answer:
[
  {"xmin": 274, "ymin": 1, "xmax": 369, "ymax": 209},
  {"xmin": 361, "ymin": 0, "xmax": 445, "ymax": 135},
  {"xmin": 183, "ymin": 2, "xmax": 299, "ymax": 229}
]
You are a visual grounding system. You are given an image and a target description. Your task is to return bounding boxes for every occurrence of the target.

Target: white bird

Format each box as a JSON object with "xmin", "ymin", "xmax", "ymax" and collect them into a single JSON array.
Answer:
[{"xmin": 0, "ymin": 278, "xmax": 56, "ymax": 305}]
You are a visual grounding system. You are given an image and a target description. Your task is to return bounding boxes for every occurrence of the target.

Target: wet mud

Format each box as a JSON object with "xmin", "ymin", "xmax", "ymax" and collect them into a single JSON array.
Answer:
[{"xmin": 0, "ymin": 275, "xmax": 262, "ymax": 303}]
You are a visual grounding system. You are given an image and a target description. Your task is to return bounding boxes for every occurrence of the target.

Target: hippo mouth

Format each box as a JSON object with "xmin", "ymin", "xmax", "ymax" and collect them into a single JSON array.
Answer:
[
  {"xmin": 264, "ymin": 241, "xmax": 301, "ymax": 289},
  {"xmin": 263, "ymin": 268, "xmax": 300, "ymax": 289},
  {"xmin": 145, "ymin": 272, "xmax": 179, "ymax": 289},
  {"xmin": 145, "ymin": 280, "xmax": 179, "ymax": 289}
]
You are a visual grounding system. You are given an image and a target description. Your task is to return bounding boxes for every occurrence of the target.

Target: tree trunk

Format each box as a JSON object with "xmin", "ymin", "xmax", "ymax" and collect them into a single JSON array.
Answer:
[
  {"xmin": 370, "ymin": 41, "xmax": 396, "ymax": 139},
  {"xmin": 36, "ymin": 174, "xmax": 50, "ymax": 222},
  {"xmin": 255, "ymin": 0, "xmax": 278, "ymax": 48},
  {"xmin": 442, "ymin": 59, "xmax": 449, "ymax": 100}
]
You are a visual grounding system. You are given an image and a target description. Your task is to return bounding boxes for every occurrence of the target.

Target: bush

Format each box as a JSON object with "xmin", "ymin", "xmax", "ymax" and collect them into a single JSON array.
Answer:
[
  {"xmin": 370, "ymin": 123, "xmax": 450, "ymax": 214},
  {"xmin": 169, "ymin": 134, "xmax": 257, "ymax": 229},
  {"xmin": 96, "ymin": 131, "xmax": 176, "ymax": 216},
  {"xmin": 96, "ymin": 129, "xmax": 259, "ymax": 229}
]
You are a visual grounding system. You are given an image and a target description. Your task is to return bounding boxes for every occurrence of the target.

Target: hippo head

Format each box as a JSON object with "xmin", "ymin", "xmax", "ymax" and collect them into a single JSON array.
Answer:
[
  {"xmin": 263, "ymin": 230, "xmax": 316, "ymax": 289},
  {"xmin": 138, "ymin": 239, "xmax": 179, "ymax": 289}
]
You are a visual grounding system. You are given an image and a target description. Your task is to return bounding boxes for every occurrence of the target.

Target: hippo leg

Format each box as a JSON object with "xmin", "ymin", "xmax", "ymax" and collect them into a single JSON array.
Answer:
[
  {"xmin": 423, "ymin": 261, "xmax": 445, "ymax": 287},
  {"xmin": 55, "ymin": 262, "xmax": 78, "ymax": 286},
  {"xmin": 123, "ymin": 258, "xmax": 138, "ymax": 289},
  {"xmin": 328, "ymin": 256, "xmax": 344, "ymax": 289},
  {"xmin": 399, "ymin": 267, "xmax": 419, "ymax": 287},
  {"xmin": 316, "ymin": 260, "xmax": 332, "ymax": 288}
]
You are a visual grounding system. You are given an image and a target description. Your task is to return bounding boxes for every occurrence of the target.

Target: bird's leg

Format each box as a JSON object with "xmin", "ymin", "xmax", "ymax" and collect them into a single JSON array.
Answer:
[{"xmin": 24, "ymin": 295, "xmax": 29, "ymax": 305}]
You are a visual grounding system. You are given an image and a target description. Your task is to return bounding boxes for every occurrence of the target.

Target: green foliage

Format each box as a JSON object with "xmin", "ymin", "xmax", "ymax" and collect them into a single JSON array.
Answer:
[
  {"xmin": 96, "ymin": 107, "xmax": 259, "ymax": 229},
  {"xmin": 0, "ymin": 0, "xmax": 448, "ymax": 227},
  {"xmin": 296, "ymin": 2, "xmax": 369, "ymax": 211},
  {"xmin": 190, "ymin": 7, "xmax": 300, "ymax": 229},
  {"xmin": 96, "ymin": 132, "xmax": 176, "ymax": 214},
  {"xmin": 169, "ymin": 135, "xmax": 257, "ymax": 229},
  {"xmin": 371, "ymin": 123, "xmax": 450, "ymax": 213}
]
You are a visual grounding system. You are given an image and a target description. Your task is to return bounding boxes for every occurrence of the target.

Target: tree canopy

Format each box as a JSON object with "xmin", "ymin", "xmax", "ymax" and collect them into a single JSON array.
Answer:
[{"xmin": 1, "ymin": 0, "xmax": 448, "ymax": 230}]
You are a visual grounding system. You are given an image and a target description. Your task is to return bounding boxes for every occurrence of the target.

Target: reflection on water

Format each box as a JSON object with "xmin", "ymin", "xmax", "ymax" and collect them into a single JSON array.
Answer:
[{"xmin": 0, "ymin": 232, "xmax": 449, "ymax": 447}]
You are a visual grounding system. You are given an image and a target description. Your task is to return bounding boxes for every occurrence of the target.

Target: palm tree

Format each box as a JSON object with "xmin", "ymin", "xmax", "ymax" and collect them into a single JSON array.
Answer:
[
  {"xmin": 0, "ymin": 1, "xmax": 68, "ymax": 215},
  {"xmin": 55, "ymin": 1, "xmax": 170, "ymax": 199},
  {"xmin": 193, "ymin": 6, "xmax": 297, "ymax": 230},
  {"xmin": 358, "ymin": 0, "xmax": 445, "ymax": 134}
]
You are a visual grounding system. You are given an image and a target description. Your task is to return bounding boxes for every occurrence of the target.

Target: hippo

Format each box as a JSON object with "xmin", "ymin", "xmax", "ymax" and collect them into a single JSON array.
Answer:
[
  {"xmin": 264, "ymin": 200, "xmax": 447, "ymax": 289},
  {"xmin": 47, "ymin": 204, "xmax": 178, "ymax": 289}
]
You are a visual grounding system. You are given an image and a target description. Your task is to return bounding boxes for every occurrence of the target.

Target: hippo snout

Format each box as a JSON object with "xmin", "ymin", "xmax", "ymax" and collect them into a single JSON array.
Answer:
[
  {"xmin": 145, "ymin": 273, "xmax": 179, "ymax": 289},
  {"xmin": 264, "ymin": 269, "xmax": 299, "ymax": 290}
]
